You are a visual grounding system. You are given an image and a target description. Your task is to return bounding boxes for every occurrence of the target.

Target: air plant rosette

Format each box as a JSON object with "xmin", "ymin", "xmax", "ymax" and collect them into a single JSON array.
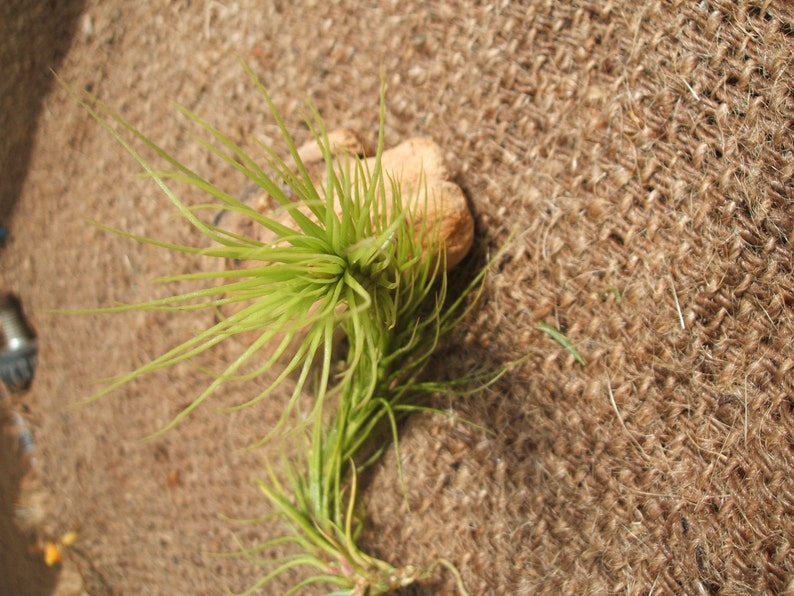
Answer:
[{"xmin": 64, "ymin": 63, "xmax": 506, "ymax": 595}]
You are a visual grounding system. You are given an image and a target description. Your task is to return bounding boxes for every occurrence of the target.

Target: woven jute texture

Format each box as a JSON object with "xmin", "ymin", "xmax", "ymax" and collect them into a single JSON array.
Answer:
[
  {"xmin": 361, "ymin": 1, "xmax": 794, "ymax": 593},
  {"xmin": 1, "ymin": 0, "xmax": 793, "ymax": 594}
]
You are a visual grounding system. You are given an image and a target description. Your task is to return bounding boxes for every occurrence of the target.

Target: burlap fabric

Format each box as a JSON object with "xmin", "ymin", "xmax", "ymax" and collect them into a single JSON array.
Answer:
[{"xmin": 1, "ymin": 0, "xmax": 792, "ymax": 593}]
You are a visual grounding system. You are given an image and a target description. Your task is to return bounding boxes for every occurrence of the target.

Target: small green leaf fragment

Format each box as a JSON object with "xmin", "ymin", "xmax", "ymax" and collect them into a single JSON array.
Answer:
[{"xmin": 537, "ymin": 322, "xmax": 586, "ymax": 366}]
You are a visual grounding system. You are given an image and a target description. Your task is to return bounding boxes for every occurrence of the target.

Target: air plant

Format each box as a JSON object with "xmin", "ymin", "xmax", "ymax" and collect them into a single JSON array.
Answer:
[{"xmin": 64, "ymin": 62, "xmax": 503, "ymax": 594}]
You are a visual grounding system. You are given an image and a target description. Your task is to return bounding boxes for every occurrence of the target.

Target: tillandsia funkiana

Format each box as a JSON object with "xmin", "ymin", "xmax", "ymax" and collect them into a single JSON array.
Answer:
[{"xmin": 65, "ymin": 62, "xmax": 502, "ymax": 594}]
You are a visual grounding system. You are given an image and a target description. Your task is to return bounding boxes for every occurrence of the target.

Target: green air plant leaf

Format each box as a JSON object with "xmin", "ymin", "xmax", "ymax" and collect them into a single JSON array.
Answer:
[
  {"xmin": 63, "ymin": 62, "xmax": 505, "ymax": 594},
  {"xmin": 58, "ymin": 71, "xmax": 385, "ymax": 437}
]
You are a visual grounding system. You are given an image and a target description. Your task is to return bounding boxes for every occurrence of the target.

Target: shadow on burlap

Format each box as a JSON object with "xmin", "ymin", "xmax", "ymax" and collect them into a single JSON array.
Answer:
[
  {"xmin": 0, "ymin": 1, "xmax": 83, "ymax": 595},
  {"xmin": 1, "ymin": 0, "xmax": 792, "ymax": 594}
]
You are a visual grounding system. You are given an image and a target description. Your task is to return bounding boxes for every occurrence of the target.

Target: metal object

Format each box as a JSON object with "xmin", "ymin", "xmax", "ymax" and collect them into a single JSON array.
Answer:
[{"xmin": 0, "ymin": 293, "xmax": 38, "ymax": 392}]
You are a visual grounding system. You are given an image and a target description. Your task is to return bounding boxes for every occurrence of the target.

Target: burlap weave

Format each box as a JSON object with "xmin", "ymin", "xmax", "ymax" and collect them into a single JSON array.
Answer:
[
  {"xmin": 1, "ymin": 0, "xmax": 792, "ymax": 593},
  {"xmin": 369, "ymin": 1, "xmax": 794, "ymax": 592}
]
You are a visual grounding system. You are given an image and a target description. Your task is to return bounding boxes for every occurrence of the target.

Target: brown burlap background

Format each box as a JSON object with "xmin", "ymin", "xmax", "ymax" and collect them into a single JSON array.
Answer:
[{"xmin": 2, "ymin": 0, "xmax": 793, "ymax": 594}]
